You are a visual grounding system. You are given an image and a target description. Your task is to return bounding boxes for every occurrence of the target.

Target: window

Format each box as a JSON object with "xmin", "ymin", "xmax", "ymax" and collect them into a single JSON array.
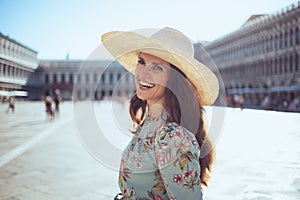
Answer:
[
  {"xmin": 7, "ymin": 65, "xmax": 11, "ymax": 76},
  {"xmin": 45, "ymin": 74, "xmax": 49, "ymax": 83},
  {"xmin": 284, "ymin": 56, "xmax": 288, "ymax": 73},
  {"xmin": 290, "ymin": 28, "xmax": 294, "ymax": 46},
  {"xmin": 275, "ymin": 59, "xmax": 278, "ymax": 74},
  {"xmin": 284, "ymin": 30, "xmax": 288, "ymax": 47},
  {"xmin": 296, "ymin": 27, "xmax": 299, "ymax": 45},
  {"xmin": 279, "ymin": 32, "xmax": 283, "ymax": 49},
  {"xmin": 101, "ymin": 75, "xmax": 105, "ymax": 84},
  {"xmin": 289, "ymin": 55, "xmax": 293, "ymax": 72},
  {"xmin": 109, "ymin": 73, "xmax": 113, "ymax": 84},
  {"xmin": 296, "ymin": 53, "xmax": 299, "ymax": 71},
  {"xmin": 77, "ymin": 74, "xmax": 81, "ymax": 83},
  {"xmin": 61, "ymin": 74, "xmax": 65, "ymax": 83},
  {"xmin": 53, "ymin": 74, "xmax": 57, "ymax": 83},
  {"xmin": 85, "ymin": 73, "xmax": 89, "ymax": 83},
  {"xmin": 280, "ymin": 57, "xmax": 285, "ymax": 73},
  {"xmin": 69, "ymin": 74, "xmax": 73, "ymax": 83}
]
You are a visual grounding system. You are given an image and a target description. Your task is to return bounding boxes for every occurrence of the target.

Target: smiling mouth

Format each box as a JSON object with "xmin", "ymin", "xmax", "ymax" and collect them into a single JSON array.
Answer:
[{"xmin": 139, "ymin": 80, "xmax": 155, "ymax": 88}]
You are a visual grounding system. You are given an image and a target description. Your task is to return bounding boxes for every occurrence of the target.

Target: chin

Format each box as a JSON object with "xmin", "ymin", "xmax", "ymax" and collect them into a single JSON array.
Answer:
[{"xmin": 136, "ymin": 92, "xmax": 147, "ymax": 101}]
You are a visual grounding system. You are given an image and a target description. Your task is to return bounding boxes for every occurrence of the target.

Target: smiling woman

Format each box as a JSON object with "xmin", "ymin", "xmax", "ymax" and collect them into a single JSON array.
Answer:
[{"xmin": 102, "ymin": 27, "xmax": 219, "ymax": 200}]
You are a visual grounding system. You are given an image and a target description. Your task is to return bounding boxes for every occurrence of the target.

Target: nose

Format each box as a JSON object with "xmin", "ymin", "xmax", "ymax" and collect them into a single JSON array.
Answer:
[
  {"xmin": 135, "ymin": 65, "xmax": 153, "ymax": 80},
  {"xmin": 136, "ymin": 64, "xmax": 152, "ymax": 74}
]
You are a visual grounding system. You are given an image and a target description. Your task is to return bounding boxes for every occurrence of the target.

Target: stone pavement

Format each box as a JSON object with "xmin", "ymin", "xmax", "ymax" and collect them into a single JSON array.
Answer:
[
  {"xmin": 0, "ymin": 101, "xmax": 300, "ymax": 200},
  {"xmin": 0, "ymin": 101, "xmax": 119, "ymax": 200}
]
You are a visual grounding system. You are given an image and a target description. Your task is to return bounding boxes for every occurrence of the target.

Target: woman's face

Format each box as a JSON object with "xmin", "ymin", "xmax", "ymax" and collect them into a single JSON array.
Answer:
[{"xmin": 135, "ymin": 52, "xmax": 170, "ymax": 106}]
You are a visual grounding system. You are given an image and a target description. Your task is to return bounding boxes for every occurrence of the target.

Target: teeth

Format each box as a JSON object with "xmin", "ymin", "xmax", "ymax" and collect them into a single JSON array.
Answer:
[{"xmin": 139, "ymin": 80, "xmax": 154, "ymax": 88}]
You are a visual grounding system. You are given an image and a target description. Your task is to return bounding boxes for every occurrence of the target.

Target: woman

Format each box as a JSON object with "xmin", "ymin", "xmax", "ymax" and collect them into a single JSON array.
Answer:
[
  {"xmin": 45, "ymin": 92, "xmax": 54, "ymax": 120},
  {"xmin": 102, "ymin": 27, "xmax": 219, "ymax": 200}
]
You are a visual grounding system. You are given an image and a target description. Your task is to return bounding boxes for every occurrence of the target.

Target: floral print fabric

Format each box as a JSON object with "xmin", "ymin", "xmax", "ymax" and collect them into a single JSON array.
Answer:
[{"xmin": 119, "ymin": 116, "xmax": 203, "ymax": 200}]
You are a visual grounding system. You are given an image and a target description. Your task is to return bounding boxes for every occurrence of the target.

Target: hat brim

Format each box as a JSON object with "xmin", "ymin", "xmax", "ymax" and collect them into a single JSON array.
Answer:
[{"xmin": 101, "ymin": 31, "xmax": 219, "ymax": 106}]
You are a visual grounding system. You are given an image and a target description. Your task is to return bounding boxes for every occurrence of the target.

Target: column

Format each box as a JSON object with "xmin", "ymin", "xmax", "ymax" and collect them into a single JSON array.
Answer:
[
  {"xmin": 272, "ymin": 59, "xmax": 275, "ymax": 75},
  {"xmin": 49, "ymin": 72, "xmax": 53, "ymax": 83},
  {"xmin": 81, "ymin": 72, "xmax": 86, "ymax": 84},
  {"xmin": 57, "ymin": 72, "xmax": 61, "ymax": 83},
  {"xmin": 104, "ymin": 72, "xmax": 109, "ymax": 85},
  {"xmin": 89, "ymin": 72, "xmax": 93, "ymax": 85},
  {"xmin": 65, "ymin": 72, "xmax": 70, "ymax": 82},
  {"xmin": 113, "ymin": 71, "xmax": 118, "ymax": 84}
]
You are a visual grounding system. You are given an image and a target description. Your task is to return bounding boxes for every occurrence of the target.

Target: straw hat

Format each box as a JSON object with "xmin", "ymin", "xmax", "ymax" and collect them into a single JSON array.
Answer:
[{"xmin": 101, "ymin": 27, "xmax": 219, "ymax": 106}]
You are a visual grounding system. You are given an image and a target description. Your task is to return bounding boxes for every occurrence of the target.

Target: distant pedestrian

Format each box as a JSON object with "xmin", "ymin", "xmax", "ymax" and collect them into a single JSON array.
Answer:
[
  {"xmin": 233, "ymin": 94, "xmax": 239, "ymax": 108},
  {"xmin": 262, "ymin": 96, "xmax": 271, "ymax": 110},
  {"xmin": 226, "ymin": 95, "xmax": 232, "ymax": 107},
  {"xmin": 45, "ymin": 94, "xmax": 54, "ymax": 120},
  {"xmin": 288, "ymin": 97, "xmax": 299, "ymax": 112},
  {"xmin": 237, "ymin": 94, "xmax": 245, "ymax": 110},
  {"xmin": 233, "ymin": 94, "xmax": 244, "ymax": 110},
  {"xmin": 53, "ymin": 89, "xmax": 63, "ymax": 116},
  {"xmin": 6, "ymin": 96, "xmax": 15, "ymax": 113}
]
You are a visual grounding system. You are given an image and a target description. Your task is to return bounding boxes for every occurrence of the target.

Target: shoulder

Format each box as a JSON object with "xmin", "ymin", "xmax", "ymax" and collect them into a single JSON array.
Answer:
[
  {"xmin": 156, "ymin": 123, "xmax": 196, "ymax": 141},
  {"xmin": 155, "ymin": 122, "xmax": 200, "ymax": 154},
  {"xmin": 154, "ymin": 122, "xmax": 201, "ymax": 169}
]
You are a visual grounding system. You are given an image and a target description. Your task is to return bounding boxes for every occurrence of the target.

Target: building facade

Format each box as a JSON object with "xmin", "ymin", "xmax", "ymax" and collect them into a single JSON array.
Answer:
[
  {"xmin": 198, "ymin": 2, "xmax": 300, "ymax": 112},
  {"xmin": 30, "ymin": 59, "xmax": 134, "ymax": 101},
  {"xmin": 0, "ymin": 32, "xmax": 38, "ymax": 99}
]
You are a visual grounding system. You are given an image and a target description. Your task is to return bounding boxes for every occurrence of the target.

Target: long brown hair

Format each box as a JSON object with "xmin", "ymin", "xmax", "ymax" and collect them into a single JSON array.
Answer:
[{"xmin": 129, "ymin": 63, "xmax": 215, "ymax": 187}]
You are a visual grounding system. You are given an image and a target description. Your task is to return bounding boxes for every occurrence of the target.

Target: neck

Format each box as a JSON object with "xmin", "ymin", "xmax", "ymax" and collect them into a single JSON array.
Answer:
[{"xmin": 148, "ymin": 103, "xmax": 165, "ymax": 120}]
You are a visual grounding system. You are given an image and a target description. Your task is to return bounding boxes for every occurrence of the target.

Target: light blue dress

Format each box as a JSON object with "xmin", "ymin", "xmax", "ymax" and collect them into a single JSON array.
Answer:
[{"xmin": 118, "ymin": 115, "xmax": 203, "ymax": 200}]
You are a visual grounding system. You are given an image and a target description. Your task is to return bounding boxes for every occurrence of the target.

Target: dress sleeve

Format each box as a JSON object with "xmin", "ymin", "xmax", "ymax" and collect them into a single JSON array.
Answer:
[{"xmin": 154, "ymin": 123, "xmax": 203, "ymax": 200}]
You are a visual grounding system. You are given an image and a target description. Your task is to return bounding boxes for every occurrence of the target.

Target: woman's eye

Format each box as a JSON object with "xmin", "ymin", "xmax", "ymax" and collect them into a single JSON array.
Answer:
[
  {"xmin": 138, "ymin": 59, "xmax": 145, "ymax": 65},
  {"xmin": 153, "ymin": 65, "xmax": 163, "ymax": 71}
]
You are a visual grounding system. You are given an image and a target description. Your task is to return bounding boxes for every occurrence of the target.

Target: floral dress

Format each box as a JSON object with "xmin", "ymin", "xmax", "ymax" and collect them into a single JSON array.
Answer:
[{"xmin": 118, "ymin": 115, "xmax": 203, "ymax": 200}]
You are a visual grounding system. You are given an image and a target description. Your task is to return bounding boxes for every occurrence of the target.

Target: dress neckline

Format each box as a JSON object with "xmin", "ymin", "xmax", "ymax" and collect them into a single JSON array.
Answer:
[{"xmin": 136, "ymin": 112, "xmax": 168, "ymax": 138}]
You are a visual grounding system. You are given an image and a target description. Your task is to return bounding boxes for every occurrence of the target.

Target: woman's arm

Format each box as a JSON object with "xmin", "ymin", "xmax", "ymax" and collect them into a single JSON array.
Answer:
[{"xmin": 154, "ymin": 123, "xmax": 203, "ymax": 200}]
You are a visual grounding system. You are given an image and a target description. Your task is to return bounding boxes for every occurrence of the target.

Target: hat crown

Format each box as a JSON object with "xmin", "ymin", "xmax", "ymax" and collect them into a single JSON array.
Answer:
[{"xmin": 150, "ymin": 27, "xmax": 194, "ymax": 57}]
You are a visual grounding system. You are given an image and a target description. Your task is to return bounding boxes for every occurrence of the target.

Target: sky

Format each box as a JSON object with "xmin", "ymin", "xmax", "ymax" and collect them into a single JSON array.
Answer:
[{"xmin": 0, "ymin": 0, "xmax": 298, "ymax": 60}]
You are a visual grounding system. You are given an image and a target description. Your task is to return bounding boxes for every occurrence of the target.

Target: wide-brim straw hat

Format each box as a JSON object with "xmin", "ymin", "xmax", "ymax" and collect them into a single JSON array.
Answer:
[{"xmin": 101, "ymin": 27, "xmax": 219, "ymax": 106}]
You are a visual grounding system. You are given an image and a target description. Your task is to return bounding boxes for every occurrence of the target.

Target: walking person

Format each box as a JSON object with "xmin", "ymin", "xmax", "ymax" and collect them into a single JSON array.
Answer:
[
  {"xmin": 6, "ymin": 96, "xmax": 15, "ymax": 113},
  {"xmin": 237, "ymin": 94, "xmax": 245, "ymax": 110},
  {"xmin": 102, "ymin": 27, "xmax": 219, "ymax": 199},
  {"xmin": 53, "ymin": 88, "xmax": 63, "ymax": 117},
  {"xmin": 45, "ymin": 93, "xmax": 54, "ymax": 120}
]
